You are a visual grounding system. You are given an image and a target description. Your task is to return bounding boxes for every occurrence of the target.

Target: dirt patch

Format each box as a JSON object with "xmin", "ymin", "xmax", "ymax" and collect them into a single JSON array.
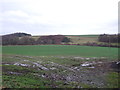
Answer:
[
  {"xmin": 110, "ymin": 61, "xmax": 120, "ymax": 72},
  {"xmin": 7, "ymin": 71, "xmax": 22, "ymax": 75},
  {"xmin": 2, "ymin": 55, "xmax": 119, "ymax": 88},
  {"xmin": 14, "ymin": 62, "xmax": 30, "ymax": 67}
]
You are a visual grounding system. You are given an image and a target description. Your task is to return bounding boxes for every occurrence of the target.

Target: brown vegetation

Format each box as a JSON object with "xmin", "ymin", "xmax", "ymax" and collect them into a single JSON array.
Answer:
[
  {"xmin": 2, "ymin": 33, "xmax": 70, "ymax": 45},
  {"xmin": 98, "ymin": 34, "xmax": 120, "ymax": 43},
  {"xmin": 37, "ymin": 35, "xmax": 65, "ymax": 44}
]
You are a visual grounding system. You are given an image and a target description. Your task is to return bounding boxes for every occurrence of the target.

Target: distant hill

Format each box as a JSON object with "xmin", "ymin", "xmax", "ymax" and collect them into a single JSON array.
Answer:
[
  {"xmin": 2, "ymin": 32, "xmax": 31, "ymax": 37},
  {"xmin": 2, "ymin": 33, "xmax": 119, "ymax": 47}
]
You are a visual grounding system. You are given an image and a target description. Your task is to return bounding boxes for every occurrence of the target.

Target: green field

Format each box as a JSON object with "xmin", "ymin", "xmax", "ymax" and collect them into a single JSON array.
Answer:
[
  {"xmin": 2, "ymin": 45, "xmax": 119, "ymax": 88},
  {"xmin": 2, "ymin": 45, "xmax": 118, "ymax": 59}
]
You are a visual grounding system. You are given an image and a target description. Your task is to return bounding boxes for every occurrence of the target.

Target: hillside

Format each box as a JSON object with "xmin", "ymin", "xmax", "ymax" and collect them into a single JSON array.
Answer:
[
  {"xmin": 32, "ymin": 35, "xmax": 99, "ymax": 44},
  {"xmin": 2, "ymin": 32, "xmax": 31, "ymax": 37},
  {"xmin": 2, "ymin": 33, "xmax": 119, "ymax": 47},
  {"xmin": 66, "ymin": 35, "xmax": 99, "ymax": 44}
]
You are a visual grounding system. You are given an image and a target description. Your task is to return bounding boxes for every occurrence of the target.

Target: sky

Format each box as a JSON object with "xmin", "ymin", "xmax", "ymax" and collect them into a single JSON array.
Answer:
[{"xmin": 0, "ymin": 0, "xmax": 119, "ymax": 35}]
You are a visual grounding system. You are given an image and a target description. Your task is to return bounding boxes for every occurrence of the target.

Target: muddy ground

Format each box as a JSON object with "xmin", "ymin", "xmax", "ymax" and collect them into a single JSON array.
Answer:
[{"xmin": 2, "ymin": 55, "xmax": 119, "ymax": 88}]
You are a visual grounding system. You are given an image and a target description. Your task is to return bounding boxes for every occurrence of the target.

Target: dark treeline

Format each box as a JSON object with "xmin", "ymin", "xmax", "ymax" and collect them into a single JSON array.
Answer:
[
  {"xmin": 2, "ymin": 33, "xmax": 70, "ymax": 45},
  {"xmin": 3, "ymin": 32, "xmax": 31, "ymax": 37},
  {"xmin": 2, "ymin": 33, "xmax": 119, "ymax": 47},
  {"xmin": 2, "ymin": 35, "xmax": 19, "ymax": 45},
  {"xmin": 2, "ymin": 33, "xmax": 33, "ymax": 45},
  {"xmin": 83, "ymin": 42, "xmax": 120, "ymax": 48},
  {"xmin": 37, "ymin": 35, "xmax": 70, "ymax": 44},
  {"xmin": 98, "ymin": 34, "xmax": 120, "ymax": 43}
]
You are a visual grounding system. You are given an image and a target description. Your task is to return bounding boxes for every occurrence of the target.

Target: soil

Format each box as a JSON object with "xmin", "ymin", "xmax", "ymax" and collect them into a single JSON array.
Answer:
[{"xmin": 2, "ymin": 55, "xmax": 119, "ymax": 88}]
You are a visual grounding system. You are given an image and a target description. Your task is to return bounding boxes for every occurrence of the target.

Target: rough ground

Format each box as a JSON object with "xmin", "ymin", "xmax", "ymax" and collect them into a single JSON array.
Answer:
[{"xmin": 2, "ymin": 55, "xmax": 119, "ymax": 88}]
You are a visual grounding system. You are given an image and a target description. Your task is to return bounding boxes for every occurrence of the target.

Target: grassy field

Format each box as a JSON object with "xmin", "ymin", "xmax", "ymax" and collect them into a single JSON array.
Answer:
[
  {"xmin": 66, "ymin": 35, "xmax": 99, "ymax": 44},
  {"xmin": 2, "ymin": 45, "xmax": 119, "ymax": 88},
  {"xmin": 2, "ymin": 45, "xmax": 118, "ymax": 59}
]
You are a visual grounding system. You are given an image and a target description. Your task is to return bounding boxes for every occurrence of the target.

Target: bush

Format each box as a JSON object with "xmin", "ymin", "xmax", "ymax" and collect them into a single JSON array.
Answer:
[
  {"xmin": 18, "ymin": 37, "xmax": 35, "ymax": 45},
  {"xmin": 2, "ymin": 36, "xmax": 19, "ymax": 45},
  {"xmin": 98, "ymin": 34, "xmax": 119, "ymax": 43},
  {"xmin": 62, "ymin": 37, "xmax": 70, "ymax": 43}
]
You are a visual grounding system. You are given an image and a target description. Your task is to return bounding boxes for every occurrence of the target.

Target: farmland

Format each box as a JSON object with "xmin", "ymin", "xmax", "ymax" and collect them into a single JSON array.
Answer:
[
  {"xmin": 2, "ymin": 45, "xmax": 118, "ymax": 58},
  {"xmin": 32, "ymin": 35, "xmax": 99, "ymax": 44},
  {"xmin": 66, "ymin": 35, "xmax": 99, "ymax": 44},
  {"xmin": 2, "ymin": 45, "xmax": 119, "ymax": 88},
  {"xmin": 32, "ymin": 35, "xmax": 119, "ymax": 47}
]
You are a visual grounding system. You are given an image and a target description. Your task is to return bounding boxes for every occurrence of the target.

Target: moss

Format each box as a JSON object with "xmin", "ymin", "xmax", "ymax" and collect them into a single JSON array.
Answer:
[{"xmin": 105, "ymin": 72, "xmax": 119, "ymax": 88}]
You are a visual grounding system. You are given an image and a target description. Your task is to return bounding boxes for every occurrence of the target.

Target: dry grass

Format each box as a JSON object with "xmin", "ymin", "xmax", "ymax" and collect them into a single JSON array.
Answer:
[{"xmin": 66, "ymin": 36, "xmax": 98, "ymax": 44}]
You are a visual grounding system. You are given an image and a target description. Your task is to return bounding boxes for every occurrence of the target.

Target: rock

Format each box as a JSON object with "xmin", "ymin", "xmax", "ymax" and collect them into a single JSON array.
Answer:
[
  {"xmin": 50, "ymin": 67, "xmax": 56, "ymax": 70},
  {"xmin": 86, "ymin": 58, "xmax": 90, "ymax": 60},
  {"xmin": 74, "ymin": 67, "xmax": 78, "ymax": 69},
  {"xmin": 4, "ymin": 64, "xmax": 10, "ymax": 65},
  {"xmin": 41, "ymin": 75, "xmax": 46, "ymax": 78},
  {"xmin": 14, "ymin": 62, "xmax": 30, "ymax": 67},
  {"xmin": 8, "ymin": 71, "xmax": 22, "ymax": 75},
  {"xmin": 110, "ymin": 61, "xmax": 120, "ymax": 69},
  {"xmin": 88, "ymin": 66, "xmax": 95, "ymax": 68}
]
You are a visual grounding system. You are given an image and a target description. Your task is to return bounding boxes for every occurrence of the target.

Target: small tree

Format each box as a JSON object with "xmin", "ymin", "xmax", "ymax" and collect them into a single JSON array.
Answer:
[
  {"xmin": 2, "ymin": 36, "xmax": 19, "ymax": 45},
  {"xmin": 18, "ymin": 36, "xmax": 35, "ymax": 45},
  {"xmin": 62, "ymin": 37, "xmax": 70, "ymax": 43}
]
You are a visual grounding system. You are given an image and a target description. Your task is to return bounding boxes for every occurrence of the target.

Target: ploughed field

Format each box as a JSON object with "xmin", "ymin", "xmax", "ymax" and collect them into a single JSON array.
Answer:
[{"xmin": 2, "ymin": 45, "xmax": 119, "ymax": 88}]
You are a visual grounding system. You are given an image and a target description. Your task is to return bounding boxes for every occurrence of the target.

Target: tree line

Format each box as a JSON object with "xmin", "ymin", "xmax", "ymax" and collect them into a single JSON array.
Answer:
[
  {"xmin": 2, "ymin": 33, "xmax": 119, "ymax": 46},
  {"xmin": 2, "ymin": 33, "xmax": 70, "ymax": 45},
  {"xmin": 98, "ymin": 34, "xmax": 120, "ymax": 43}
]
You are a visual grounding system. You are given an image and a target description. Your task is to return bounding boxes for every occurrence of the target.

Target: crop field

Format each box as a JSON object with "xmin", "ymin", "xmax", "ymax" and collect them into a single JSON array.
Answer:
[
  {"xmin": 2, "ymin": 45, "xmax": 119, "ymax": 88},
  {"xmin": 32, "ymin": 35, "xmax": 99, "ymax": 44},
  {"xmin": 2, "ymin": 45, "xmax": 118, "ymax": 58}
]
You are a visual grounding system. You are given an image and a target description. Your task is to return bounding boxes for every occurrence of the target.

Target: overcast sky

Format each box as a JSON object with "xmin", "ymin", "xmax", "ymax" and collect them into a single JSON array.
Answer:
[{"xmin": 0, "ymin": 0, "xmax": 119, "ymax": 35}]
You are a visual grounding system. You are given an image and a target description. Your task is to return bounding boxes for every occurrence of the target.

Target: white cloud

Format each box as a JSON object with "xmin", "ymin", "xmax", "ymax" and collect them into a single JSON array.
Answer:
[
  {"xmin": 0, "ymin": 0, "xmax": 119, "ymax": 35},
  {"xmin": 4, "ymin": 10, "xmax": 29, "ymax": 18}
]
